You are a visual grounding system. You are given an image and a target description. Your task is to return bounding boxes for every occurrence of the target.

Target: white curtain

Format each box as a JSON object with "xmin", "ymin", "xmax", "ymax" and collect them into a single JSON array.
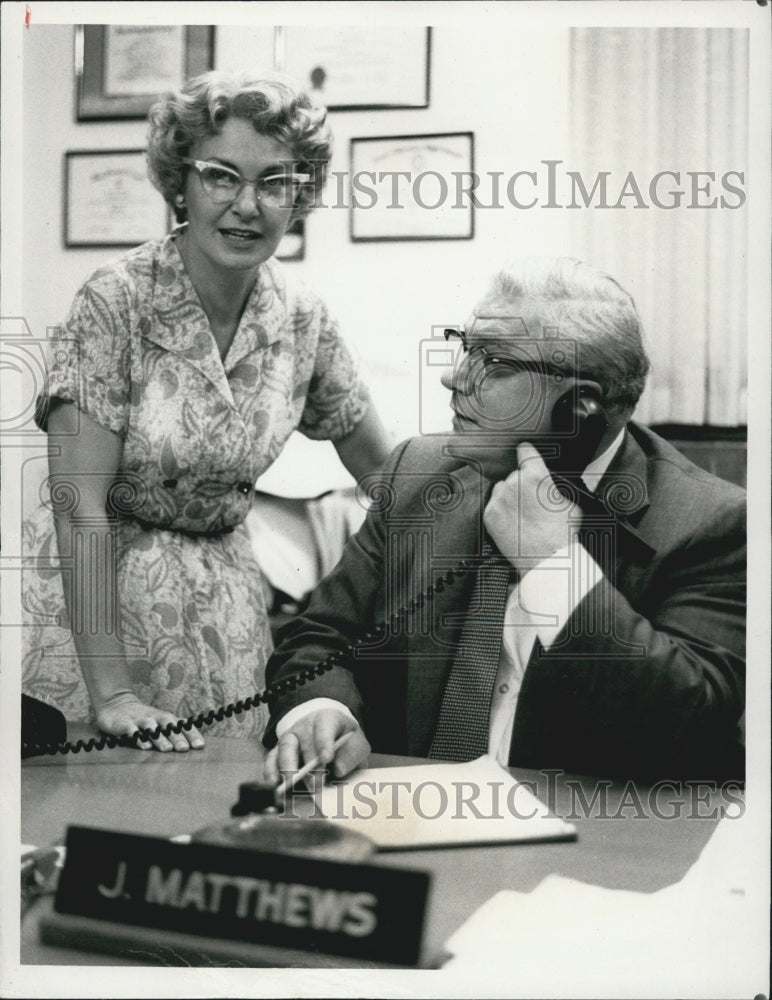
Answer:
[{"xmin": 569, "ymin": 28, "xmax": 748, "ymax": 425}]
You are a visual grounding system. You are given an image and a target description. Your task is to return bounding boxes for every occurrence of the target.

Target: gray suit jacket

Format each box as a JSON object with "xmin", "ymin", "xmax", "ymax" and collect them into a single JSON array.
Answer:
[{"xmin": 265, "ymin": 424, "xmax": 746, "ymax": 781}]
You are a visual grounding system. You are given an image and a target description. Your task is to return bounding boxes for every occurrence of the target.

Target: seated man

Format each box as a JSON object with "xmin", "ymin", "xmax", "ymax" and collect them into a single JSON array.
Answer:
[{"xmin": 262, "ymin": 257, "xmax": 745, "ymax": 783}]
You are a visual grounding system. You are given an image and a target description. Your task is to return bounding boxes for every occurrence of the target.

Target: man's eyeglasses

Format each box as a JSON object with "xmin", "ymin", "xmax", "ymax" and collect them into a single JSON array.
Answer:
[
  {"xmin": 443, "ymin": 328, "xmax": 566, "ymax": 379},
  {"xmin": 181, "ymin": 158, "xmax": 312, "ymax": 208}
]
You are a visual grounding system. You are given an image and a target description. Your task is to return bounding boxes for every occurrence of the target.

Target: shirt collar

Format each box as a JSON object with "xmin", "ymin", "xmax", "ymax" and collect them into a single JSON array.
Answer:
[{"xmin": 581, "ymin": 428, "xmax": 626, "ymax": 493}]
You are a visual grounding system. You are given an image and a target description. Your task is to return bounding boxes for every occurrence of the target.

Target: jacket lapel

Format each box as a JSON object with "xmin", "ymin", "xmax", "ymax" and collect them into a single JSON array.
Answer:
[{"xmin": 590, "ymin": 427, "xmax": 656, "ymax": 575}]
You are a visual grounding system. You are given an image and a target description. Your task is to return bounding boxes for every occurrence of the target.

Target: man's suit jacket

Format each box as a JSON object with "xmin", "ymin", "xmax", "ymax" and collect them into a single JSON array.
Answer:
[{"xmin": 265, "ymin": 423, "xmax": 746, "ymax": 781}]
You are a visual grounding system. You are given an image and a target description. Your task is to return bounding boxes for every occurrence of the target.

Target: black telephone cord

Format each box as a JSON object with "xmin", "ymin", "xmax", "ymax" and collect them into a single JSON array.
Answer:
[{"xmin": 21, "ymin": 560, "xmax": 473, "ymax": 758}]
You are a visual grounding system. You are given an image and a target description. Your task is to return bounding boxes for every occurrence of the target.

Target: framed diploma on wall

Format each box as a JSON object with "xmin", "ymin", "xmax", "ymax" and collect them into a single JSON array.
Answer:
[
  {"xmin": 350, "ymin": 132, "xmax": 475, "ymax": 242},
  {"xmin": 279, "ymin": 26, "xmax": 431, "ymax": 110},
  {"xmin": 76, "ymin": 25, "xmax": 213, "ymax": 120},
  {"xmin": 64, "ymin": 150, "xmax": 169, "ymax": 248}
]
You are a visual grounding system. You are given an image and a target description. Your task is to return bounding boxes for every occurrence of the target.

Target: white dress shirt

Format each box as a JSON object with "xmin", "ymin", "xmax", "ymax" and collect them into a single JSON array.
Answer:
[{"xmin": 277, "ymin": 431, "xmax": 626, "ymax": 765}]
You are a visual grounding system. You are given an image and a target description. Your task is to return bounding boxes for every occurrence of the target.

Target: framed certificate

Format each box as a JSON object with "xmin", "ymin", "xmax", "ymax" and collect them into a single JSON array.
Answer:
[
  {"xmin": 279, "ymin": 26, "xmax": 430, "ymax": 110},
  {"xmin": 350, "ymin": 132, "xmax": 475, "ymax": 242},
  {"xmin": 64, "ymin": 150, "xmax": 169, "ymax": 248},
  {"xmin": 76, "ymin": 25, "xmax": 213, "ymax": 120}
]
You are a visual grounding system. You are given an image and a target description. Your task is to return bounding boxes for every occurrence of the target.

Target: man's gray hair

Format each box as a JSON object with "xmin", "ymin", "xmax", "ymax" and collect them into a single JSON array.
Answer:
[{"xmin": 490, "ymin": 257, "xmax": 650, "ymax": 415}]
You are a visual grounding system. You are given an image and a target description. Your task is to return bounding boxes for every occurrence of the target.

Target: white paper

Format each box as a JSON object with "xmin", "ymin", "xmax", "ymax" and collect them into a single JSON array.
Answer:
[
  {"xmin": 318, "ymin": 755, "xmax": 576, "ymax": 849},
  {"xmin": 441, "ymin": 817, "xmax": 767, "ymax": 998}
]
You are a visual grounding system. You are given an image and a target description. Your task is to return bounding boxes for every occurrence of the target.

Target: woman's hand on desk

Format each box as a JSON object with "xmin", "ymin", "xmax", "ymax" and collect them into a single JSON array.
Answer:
[
  {"xmin": 263, "ymin": 708, "xmax": 370, "ymax": 783},
  {"xmin": 96, "ymin": 692, "xmax": 205, "ymax": 752}
]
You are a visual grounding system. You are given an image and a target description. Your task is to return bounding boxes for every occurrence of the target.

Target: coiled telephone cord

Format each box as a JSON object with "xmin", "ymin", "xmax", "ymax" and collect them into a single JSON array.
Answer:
[{"xmin": 22, "ymin": 560, "xmax": 473, "ymax": 758}]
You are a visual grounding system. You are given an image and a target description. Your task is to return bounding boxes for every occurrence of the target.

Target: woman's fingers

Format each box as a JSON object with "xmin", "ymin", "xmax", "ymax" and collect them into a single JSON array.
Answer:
[
  {"xmin": 156, "ymin": 716, "xmax": 205, "ymax": 752},
  {"xmin": 134, "ymin": 727, "xmax": 154, "ymax": 751},
  {"xmin": 98, "ymin": 698, "xmax": 205, "ymax": 752},
  {"xmin": 135, "ymin": 713, "xmax": 205, "ymax": 752},
  {"xmin": 186, "ymin": 724, "xmax": 205, "ymax": 749},
  {"xmin": 134, "ymin": 714, "xmax": 174, "ymax": 752}
]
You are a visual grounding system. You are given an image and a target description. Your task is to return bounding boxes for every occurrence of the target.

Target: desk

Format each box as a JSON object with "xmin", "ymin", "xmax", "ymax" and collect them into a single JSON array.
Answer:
[{"xmin": 21, "ymin": 731, "xmax": 741, "ymax": 971}]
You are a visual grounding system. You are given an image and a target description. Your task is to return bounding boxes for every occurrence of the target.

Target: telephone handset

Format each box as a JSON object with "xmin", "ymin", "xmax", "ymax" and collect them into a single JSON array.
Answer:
[
  {"xmin": 22, "ymin": 695, "xmax": 67, "ymax": 755},
  {"xmin": 534, "ymin": 386, "xmax": 609, "ymax": 478}
]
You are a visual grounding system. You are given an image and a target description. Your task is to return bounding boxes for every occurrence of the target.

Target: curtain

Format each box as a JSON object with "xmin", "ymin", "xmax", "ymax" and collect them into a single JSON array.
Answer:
[{"xmin": 569, "ymin": 28, "xmax": 748, "ymax": 425}]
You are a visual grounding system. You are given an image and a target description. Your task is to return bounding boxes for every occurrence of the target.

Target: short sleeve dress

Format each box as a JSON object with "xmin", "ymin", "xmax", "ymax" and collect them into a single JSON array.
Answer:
[{"xmin": 22, "ymin": 231, "xmax": 369, "ymax": 738}]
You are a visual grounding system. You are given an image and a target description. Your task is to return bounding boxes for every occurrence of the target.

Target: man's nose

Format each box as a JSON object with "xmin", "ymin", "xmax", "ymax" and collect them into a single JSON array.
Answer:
[
  {"xmin": 441, "ymin": 356, "xmax": 473, "ymax": 394},
  {"xmin": 440, "ymin": 367, "xmax": 456, "ymax": 392}
]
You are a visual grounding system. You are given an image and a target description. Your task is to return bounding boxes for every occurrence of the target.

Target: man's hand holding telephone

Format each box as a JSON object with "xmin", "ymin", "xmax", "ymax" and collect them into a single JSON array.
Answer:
[{"xmin": 484, "ymin": 442, "xmax": 581, "ymax": 572}]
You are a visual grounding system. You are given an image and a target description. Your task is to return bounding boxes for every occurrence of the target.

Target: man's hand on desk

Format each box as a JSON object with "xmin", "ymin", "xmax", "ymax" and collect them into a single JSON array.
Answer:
[{"xmin": 262, "ymin": 708, "xmax": 371, "ymax": 783}]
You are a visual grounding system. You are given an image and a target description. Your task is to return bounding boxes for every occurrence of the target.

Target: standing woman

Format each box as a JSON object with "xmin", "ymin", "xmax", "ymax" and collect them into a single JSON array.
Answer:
[{"xmin": 22, "ymin": 71, "xmax": 392, "ymax": 749}]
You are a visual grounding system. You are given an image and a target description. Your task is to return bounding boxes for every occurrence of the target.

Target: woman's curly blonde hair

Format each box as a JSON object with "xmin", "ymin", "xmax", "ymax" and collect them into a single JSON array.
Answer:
[{"xmin": 147, "ymin": 70, "xmax": 332, "ymax": 224}]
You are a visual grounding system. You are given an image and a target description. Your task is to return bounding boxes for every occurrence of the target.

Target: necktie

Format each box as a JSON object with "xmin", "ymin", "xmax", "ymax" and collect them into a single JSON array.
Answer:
[{"xmin": 429, "ymin": 537, "xmax": 517, "ymax": 762}]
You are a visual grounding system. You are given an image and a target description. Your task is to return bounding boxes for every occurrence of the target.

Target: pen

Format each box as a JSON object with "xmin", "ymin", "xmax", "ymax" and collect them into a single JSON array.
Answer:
[{"xmin": 275, "ymin": 731, "xmax": 355, "ymax": 801}]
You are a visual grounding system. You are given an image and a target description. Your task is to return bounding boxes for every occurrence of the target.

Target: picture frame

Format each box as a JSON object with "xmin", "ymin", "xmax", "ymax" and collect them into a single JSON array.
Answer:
[
  {"xmin": 350, "ymin": 132, "xmax": 475, "ymax": 242},
  {"xmin": 278, "ymin": 26, "xmax": 430, "ymax": 110},
  {"xmin": 64, "ymin": 150, "xmax": 169, "ymax": 248},
  {"xmin": 76, "ymin": 25, "xmax": 213, "ymax": 121}
]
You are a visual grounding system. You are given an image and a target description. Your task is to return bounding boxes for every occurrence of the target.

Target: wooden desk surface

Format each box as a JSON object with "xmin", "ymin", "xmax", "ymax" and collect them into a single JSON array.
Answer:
[{"xmin": 21, "ymin": 732, "xmax": 736, "ymax": 969}]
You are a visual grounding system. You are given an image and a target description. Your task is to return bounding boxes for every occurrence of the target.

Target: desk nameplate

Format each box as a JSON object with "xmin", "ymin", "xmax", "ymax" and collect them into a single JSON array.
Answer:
[{"xmin": 55, "ymin": 826, "xmax": 430, "ymax": 966}]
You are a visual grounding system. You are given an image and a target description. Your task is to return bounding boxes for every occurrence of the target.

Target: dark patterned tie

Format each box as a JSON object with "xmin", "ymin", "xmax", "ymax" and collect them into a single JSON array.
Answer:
[{"xmin": 429, "ymin": 537, "xmax": 517, "ymax": 761}]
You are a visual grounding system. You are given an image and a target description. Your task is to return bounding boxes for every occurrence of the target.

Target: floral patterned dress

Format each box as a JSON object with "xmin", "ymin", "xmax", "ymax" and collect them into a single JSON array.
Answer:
[{"xmin": 22, "ymin": 231, "xmax": 368, "ymax": 738}]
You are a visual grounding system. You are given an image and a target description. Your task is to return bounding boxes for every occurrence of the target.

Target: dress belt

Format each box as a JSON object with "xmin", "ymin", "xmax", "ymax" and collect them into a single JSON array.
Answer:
[{"xmin": 134, "ymin": 517, "xmax": 235, "ymax": 539}]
